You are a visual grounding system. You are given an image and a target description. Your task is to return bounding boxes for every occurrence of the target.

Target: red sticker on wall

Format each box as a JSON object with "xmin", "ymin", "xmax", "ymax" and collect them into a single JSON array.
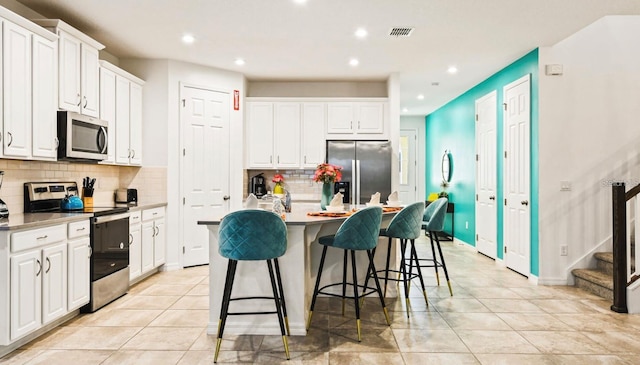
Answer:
[{"xmin": 233, "ymin": 90, "xmax": 240, "ymax": 110}]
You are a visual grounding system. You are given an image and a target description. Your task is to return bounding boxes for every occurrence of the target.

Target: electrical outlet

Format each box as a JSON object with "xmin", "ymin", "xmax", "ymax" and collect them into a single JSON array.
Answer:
[
  {"xmin": 560, "ymin": 245, "xmax": 568, "ymax": 256},
  {"xmin": 465, "ymin": 221, "xmax": 469, "ymax": 229}
]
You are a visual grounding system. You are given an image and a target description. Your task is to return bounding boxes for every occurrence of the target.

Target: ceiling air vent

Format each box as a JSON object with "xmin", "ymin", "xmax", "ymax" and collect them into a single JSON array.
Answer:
[{"xmin": 389, "ymin": 27, "xmax": 414, "ymax": 37}]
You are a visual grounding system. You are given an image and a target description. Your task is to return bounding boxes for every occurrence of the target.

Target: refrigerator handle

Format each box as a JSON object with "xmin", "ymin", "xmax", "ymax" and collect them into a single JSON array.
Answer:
[
  {"xmin": 355, "ymin": 159, "xmax": 361, "ymax": 205},
  {"xmin": 351, "ymin": 160, "xmax": 356, "ymax": 205}
]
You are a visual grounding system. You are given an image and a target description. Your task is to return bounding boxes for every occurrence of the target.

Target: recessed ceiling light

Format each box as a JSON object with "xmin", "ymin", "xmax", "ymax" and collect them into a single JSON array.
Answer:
[
  {"xmin": 234, "ymin": 58, "xmax": 246, "ymax": 66},
  {"xmin": 349, "ymin": 58, "xmax": 359, "ymax": 67},
  {"xmin": 432, "ymin": 82, "xmax": 440, "ymax": 86},
  {"xmin": 182, "ymin": 34, "xmax": 195, "ymax": 44},
  {"xmin": 402, "ymin": 108, "xmax": 409, "ymax": 113},
  {"xmin": 447, "ymin": 66, "xmax": 458, "ymax": 74},
  {"xmin": 417, "ymin": 94, "xmax": 424, "ymax": 100},
  {"xmin": 292, "ymin": 0, "xmax": 307, "ymax": 4},
  {"xmin": 355, "ymin": 28, "xmax": 368, "ymax": 38}
]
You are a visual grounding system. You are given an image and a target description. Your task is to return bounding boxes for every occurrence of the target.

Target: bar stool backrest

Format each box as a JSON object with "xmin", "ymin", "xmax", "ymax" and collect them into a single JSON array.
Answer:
[
  {"xmin": 422, "ymin": 198, "xmax": 449, "ymax": 232},
  {"xmin": 218, "ymin": 209, "xmax": 287, "ymax": 261},
  {"xmin": 385, "ymin": 201, "xmax": 425, "ymax": 240},
  {"xmin": 332, "ymin": 206, "xmax": 383, "ymax": 251}
]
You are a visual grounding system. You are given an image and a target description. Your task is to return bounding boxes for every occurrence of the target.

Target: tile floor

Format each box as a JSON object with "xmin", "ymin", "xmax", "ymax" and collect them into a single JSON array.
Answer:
[{"xmin": 2, "ymin": 236, "xmax": 640, "ymax": 364}]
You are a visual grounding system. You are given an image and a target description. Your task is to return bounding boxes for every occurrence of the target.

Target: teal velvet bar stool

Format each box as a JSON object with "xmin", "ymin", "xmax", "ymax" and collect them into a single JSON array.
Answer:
[
  {"xmin": 363, "ymin": 201, "xmax": 427, "ymax": 317},
  {"xmin": 420, "ymin": 198, "xmax": 453, "ymax": 296},
  {"xmin": 214, "ymin": 209, "xmax": 290, "ymax": 363},
  {"xmin": 307, "ymin": 206, "xmax": 390, "ymax": 342}
]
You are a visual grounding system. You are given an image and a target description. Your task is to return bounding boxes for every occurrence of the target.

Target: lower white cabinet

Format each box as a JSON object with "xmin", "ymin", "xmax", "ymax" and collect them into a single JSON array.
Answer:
[
  {"xmin": 128, "ymin": 210, "xmax": 142, "ymax": 281},
  {"xmin": 1, "ymin": 220, "xmax": 92, "ymax": 345},
  {"xmin": 67, "ymin": 220, "xmax": 90, "ymax": 311},
  {"xmin": 8, "ymin": 224, "xmax": 68, "ymax": 341},
  {"xmin": 130, "ymin": 207, "xmax": 165, "ymax": 283}
]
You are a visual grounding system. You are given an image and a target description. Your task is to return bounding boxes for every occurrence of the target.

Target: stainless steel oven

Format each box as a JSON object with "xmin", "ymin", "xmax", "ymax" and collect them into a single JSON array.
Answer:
[
  {"xmin": 85, "ymin": 211, "xmax": 130, "ymax": 312},
  {"xmin": 57, "ymin": 111, "xmax": 108, "ymax": 161}
]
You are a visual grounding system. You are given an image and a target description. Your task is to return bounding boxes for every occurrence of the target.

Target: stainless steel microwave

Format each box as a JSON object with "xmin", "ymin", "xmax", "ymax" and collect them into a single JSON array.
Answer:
[{"xmin": 57, "ymin": 111, "xmax": 108, "ymax": 162}]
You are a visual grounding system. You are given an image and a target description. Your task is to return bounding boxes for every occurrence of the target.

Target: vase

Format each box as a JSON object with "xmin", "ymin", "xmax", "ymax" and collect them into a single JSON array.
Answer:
[
  {"xmin": 320, "ymin": 182, "xmax": 333, "ymax": 210},
  {"xmin": 274, "ymin": 182, "xmax": 284, "ymax": 195}
]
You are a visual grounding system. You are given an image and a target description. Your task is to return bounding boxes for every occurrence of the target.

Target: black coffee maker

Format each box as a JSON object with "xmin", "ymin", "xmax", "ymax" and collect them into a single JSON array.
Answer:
[{"xmin": 250, "ymin": 173, "xmax": 267, "ymax": 198}]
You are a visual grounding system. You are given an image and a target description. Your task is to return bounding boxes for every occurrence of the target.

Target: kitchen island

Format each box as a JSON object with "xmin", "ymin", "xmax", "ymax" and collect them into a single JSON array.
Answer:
[{"xmin": 198, "ymin": 208, "xmax": 398, "ymax": 336}]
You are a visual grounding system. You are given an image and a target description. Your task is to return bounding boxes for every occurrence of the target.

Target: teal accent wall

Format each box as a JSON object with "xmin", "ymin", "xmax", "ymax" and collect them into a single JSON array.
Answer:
[{"xmin": 425, "ymin": 49, "xmax": 539, "ymax": 276}]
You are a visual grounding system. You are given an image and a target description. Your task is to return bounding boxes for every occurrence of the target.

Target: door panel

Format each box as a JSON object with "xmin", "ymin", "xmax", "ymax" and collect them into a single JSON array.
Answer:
[
  {"xmin": 181, "ymin": 85, "xmax": 230, "ymax": 267},
  {"xmin": 475, "ymin": 91, "xmax": 497, "ymax": 259},
  {"xmin": 399, "ymin": 129, "xmax": 417, "ymax": 204},
  {"xmin": 504, "ymin": 75, "xmax": 531, "ymax": 276}
]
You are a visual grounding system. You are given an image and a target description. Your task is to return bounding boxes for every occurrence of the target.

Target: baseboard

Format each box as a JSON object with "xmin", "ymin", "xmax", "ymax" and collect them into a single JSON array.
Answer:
[
  {"xmin": 537, "ymin": 277, "xmax": 571, "ymax": 285},
  {"xmin": 162, "ymin": 263, "xmax": 181, "ymax": 272},
  {"xmin": 528, "ymin": 274, "xmax": 539, "ymax": 285},
  {"xmin": 495, "ymin": 258, "xmax": 506, "ymax": 267},
  {"xmin": 453, "ymin": 237, "xmax": 471, "ymax": 248}
]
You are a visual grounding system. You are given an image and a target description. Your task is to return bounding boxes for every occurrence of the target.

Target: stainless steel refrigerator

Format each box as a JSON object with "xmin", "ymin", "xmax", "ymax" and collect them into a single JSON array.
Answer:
[{"xmin": 327, "ymin": 140, "xmax": 392, "ymax": 205}]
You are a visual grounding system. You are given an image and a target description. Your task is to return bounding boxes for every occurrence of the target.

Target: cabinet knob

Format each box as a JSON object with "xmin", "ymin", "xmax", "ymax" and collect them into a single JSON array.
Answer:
[
  {"xmin": 77, "ymin": 94, "xmax": 81, "ymax": 106},
  {"xmin": 489, "ymin": 196, "xmax": 496, "ymax": 200},
  {"xmin": 7, "ymin": 132, "xmax": 13, "ymax": 147},
  {"xmin": 36, "ymin": 259, "xmax": 42, "ymax": 276},
  {"xmin": 45, "ymin": 257, "xmax": 51, "ymax": 274},
  {"xmin": 223, "ymin": 195, "xmax": 231, "ymax": 201},
  {"xmin": 521, "ymin": 200, "xmax": 529, "ymax": 206},
  {"xmin": 83, "ymin": 96, "xmax": 88, "ymax": 108}
]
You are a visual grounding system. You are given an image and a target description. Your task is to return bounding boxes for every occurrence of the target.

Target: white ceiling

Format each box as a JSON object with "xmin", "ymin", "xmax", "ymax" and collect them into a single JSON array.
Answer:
[{"xmin": 15, "ymin": 0, "xmax": 640, "ymax": 116}]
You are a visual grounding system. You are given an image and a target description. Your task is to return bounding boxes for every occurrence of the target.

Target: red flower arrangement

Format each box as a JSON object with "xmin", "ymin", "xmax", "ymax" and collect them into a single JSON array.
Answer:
[
  {"xmin": 313, "ymin": 163, "xmax": 342, "ymax": 184},
  {"xmin": 272, "ymin": 174, "xmax": 285, "ymax": 183}
]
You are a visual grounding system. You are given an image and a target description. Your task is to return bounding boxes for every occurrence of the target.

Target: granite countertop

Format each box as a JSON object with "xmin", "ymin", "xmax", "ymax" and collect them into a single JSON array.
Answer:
[{"xmin": 0, "ymin": 201, "xmax": 168, "ymax": 231}]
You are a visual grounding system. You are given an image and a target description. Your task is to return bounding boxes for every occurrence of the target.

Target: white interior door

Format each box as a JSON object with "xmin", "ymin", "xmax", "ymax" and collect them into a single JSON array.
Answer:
[
  {"xmin": 475, "ymin": 91, "xmax": 498, "ymax": 259},
  {"xmin": 503, "ymin": 75, "xmax": 531, "ymax": 276},
  {"xmin": 181, "ymin": 85, "xmax": 230, "ymax": 267},
  {"xmin": 399, "ymin": 128, "xmax": 417, "ymax": 203}
]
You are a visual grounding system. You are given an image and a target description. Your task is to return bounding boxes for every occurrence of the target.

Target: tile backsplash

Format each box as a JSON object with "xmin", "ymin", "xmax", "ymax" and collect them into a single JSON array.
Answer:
[
  {"xmin": 245, "ymin": 169, "xmax": 323, "ymax": 201},
  {"xmin": 0, "ymin": 159, "xmax": 167, "ymax": 213}
]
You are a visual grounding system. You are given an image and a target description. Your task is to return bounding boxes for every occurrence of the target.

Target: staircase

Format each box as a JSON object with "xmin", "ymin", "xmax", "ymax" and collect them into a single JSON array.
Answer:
[{"xmin": 572, "ymin": 252, "xmax": 614, "ymax": 300}]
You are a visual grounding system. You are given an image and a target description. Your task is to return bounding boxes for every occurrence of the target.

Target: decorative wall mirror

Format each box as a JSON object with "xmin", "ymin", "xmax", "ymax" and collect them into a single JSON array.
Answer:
[{"xmin": 441, "ymin": 150, "xmax": 452, "ymax": 183}]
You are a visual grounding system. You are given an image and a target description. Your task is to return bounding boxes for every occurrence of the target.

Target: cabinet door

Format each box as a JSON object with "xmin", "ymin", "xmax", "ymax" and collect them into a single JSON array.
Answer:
[
  {"xmin": 153, "ymin": 218, "xmax": 166, "ymax": 267},
  {"xmin": 274, "ymin": 103, "xmax": 301, "ymax": 168},
  {"xmin": 99, "ymin": 67, "xmax": 116, "ymax": 164},
  {"xmin": 68, "ymin": 237, "xmax": 90, "ymax": 311},
  {"xmin": 10, "ymin": 250, "xmax": 42, "ymax": 340},
  {"xmin": 80, "ymin": 44, "xmax": 100, "ymax": 117},
  {"xmin": 301, "ymin": 103, "xmax": 326, "ymax": 168},
  {"xmin": 129, "ymin": 222, "xmax": 142, "ymax": 281},
  {"xmin": 3, "ymin": 22, "xmax": 32, "ymax": 158},
  {"xmin": 129, "ymin": 82, "xmax": 143, "ymax": 165},
  {"xmin": 42, "ymin": 243, "xmax": 67, "ymax": 324},
  {"xmin": 326, "ymin": 103, "xmax": 354, "ymax": 134},
  {"xmin": 141, "ymin": 221, "xmax": 154, "ymax": 274},
  {"xmin": 246, "ymin": 102, "xmax": 274, "ymax": 168},
  {"xmin": 355, "ymin": 102, "xmax": 385, "ymax": 134},
  {"xmin": 58, "ymin": 30, "xmax": 81, "ymax": 113},
  {"xmin": 115, "ymin": 76, "xmax": 131, "ymax": 164},
  {"xmin": 32, "ymin": 34, "xmax": 58, "ymax": 160}
]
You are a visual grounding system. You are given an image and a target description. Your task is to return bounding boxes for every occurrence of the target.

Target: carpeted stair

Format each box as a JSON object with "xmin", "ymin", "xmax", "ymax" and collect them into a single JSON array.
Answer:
[{"xmin": 572, "ymin": 252, "xmax": 613, "ymax": 300}]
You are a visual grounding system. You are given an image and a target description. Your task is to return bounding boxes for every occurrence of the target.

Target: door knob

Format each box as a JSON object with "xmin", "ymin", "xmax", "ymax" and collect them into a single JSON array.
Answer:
[
  {"xmin": 521, "ymin": 200, "xmax": 529, "ymax": 206},
  {"xmin": 223, "ymin": 195, "xmax": 231, "ymax": 201},
  {"xmin": 489, "ymin": 195, "xmax": 496, "ymax": 200}
]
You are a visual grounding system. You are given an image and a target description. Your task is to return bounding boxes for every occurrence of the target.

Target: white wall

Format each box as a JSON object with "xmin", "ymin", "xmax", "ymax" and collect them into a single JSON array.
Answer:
[
  {"xmin": 120, "ymin": 58, "xmax": 245, "ymax": 271},
  {"xmin": 248, "ymin": 81, "xmax": 387, "ymax": 97},
  {"xmin": 538, "ymin": 16, "xmax": 640, "ymax": 283}
]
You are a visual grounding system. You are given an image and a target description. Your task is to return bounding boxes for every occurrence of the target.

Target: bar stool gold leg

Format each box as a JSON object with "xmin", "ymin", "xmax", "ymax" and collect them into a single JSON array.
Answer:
[{"xmin": 282, "ymin": 335, "xmax": 290, "ymax": 360}]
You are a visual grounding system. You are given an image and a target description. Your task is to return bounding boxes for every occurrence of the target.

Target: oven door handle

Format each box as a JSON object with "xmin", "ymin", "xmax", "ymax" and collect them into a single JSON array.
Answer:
[{"xmin": 92, "ymin": 212, "xmax": 131, "ymax": 224}]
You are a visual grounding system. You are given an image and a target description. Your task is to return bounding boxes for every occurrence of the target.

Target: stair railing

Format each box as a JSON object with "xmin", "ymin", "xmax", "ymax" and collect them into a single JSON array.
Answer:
[{"xmin": 611, "ymin": 182, "xmax": 640, "ymax": 313}]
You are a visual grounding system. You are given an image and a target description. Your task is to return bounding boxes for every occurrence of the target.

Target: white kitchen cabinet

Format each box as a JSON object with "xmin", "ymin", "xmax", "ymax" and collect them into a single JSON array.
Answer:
[
  {"xmin": 246, "ymin": 102, "xmax": 301, "ymax": 169},
  {"xmin": 99, "ymin": 66, "xmax": 116, "ymax": 164},
  {"xmin": 128, "ymin": 210, "xmax": 142, "ymax": 281},
  {"xmin": 9, "ymin": 224, "xmax": 67, "ymax": 341},
  {"xmin": 31, "ymin": 34, "xmax": 58, "ymax": 160},
  {"xmin": 326, "ymin": 102, "xmax": 386, "ymax": 136},
  {"xmin": 3, "ymin": 20, "xmax": 31, "ymax": 158},
  {"xmin": 301, "ymin": 103, "xmax": 326, "ymax": 168},
  {"xmin": 99, "ymin": 61, "xmax": 144, "ymax": 166},
  {"xmin": 33, "ymin": 20, "xmax": 105, "ymax": 118},
  {"xmin": 246, "ymin": 102, "xmax": 274, "ymax": 168},
  {"xmin": 142, "ymin": 207, "xmax": 166, "ymax": 271},
  {"xmin": 67, "ymin": 220, "xmax": 90, "ymax": 311}
]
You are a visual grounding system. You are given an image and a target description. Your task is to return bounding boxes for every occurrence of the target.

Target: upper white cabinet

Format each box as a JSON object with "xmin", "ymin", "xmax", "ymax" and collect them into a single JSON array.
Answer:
[
  {"xmin": 301, "ymin": 103, "xmax": 326, "ymax": 168},
  {"xmin": 99, "ymin": 60, "xmax": 144, "ymax": 166},
  {"xmin": 33, "ymin": 19, "xmax": 105, "ymax": 118},
  {"xmin": 1, "ymin": 8, "xmax": 58, "ymax": 161},
  {"xmin": 326, "ymin": 101, "xmax": 386, "ymax": 137},
  {"xmin": 246, "ymin": 102, "xmax": 301, "ymax": 169}
]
